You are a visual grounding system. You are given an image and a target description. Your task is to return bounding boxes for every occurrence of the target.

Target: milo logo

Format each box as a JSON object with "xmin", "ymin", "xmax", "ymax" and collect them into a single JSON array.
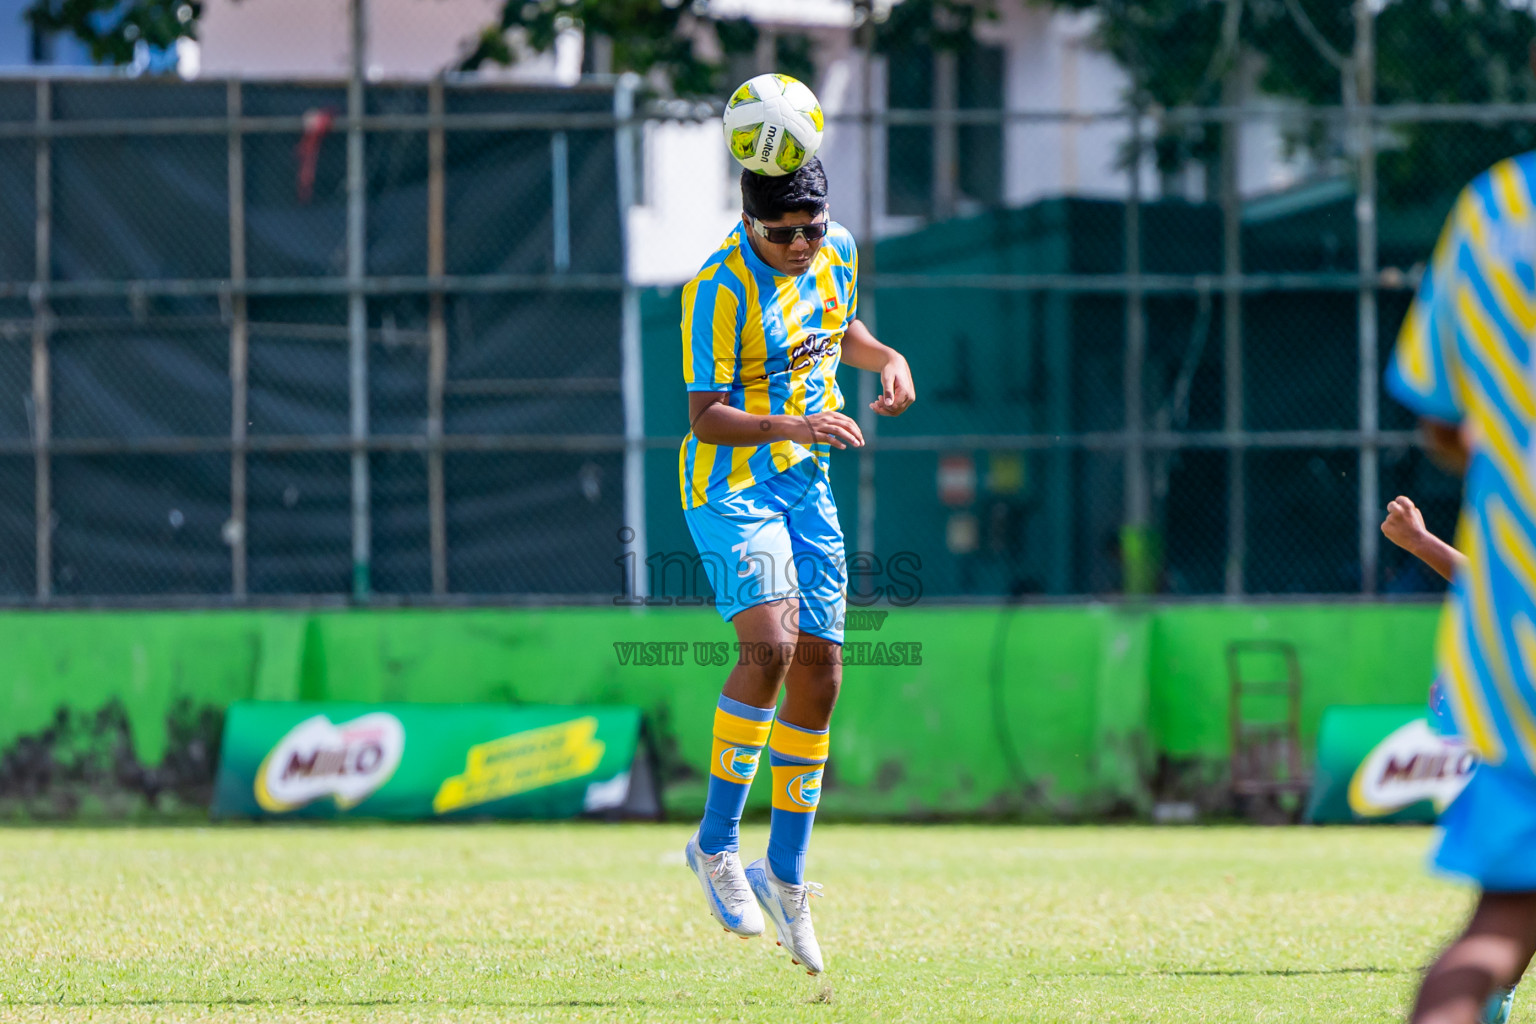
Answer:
[
  {"xmin": 1347, "ymin": 718, "xmax": 1475, "ymax": 818},
  {"xmin": 254, "ymin": 712, "xmax": 405, "ymax": 812},
  {"xmin": 718, "ymin": 746, "xmax": 761, "ymax": 782}
]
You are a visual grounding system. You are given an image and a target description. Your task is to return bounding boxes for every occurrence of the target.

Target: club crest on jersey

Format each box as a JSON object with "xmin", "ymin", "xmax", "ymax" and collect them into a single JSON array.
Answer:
[
  {"xmin": 787, "ymin": 767, "xmax": 823, "ymax": 808},
  {"xmin": 792, "ymin": 300, "xmax": 816, "ymax": 323},
  {"xmin": 788, "ymin": 332, "xmax": 833, "ymax": 373},
  {"xmin": 719, "ymin": 746, "xmax": 761, "ymax": 781}
]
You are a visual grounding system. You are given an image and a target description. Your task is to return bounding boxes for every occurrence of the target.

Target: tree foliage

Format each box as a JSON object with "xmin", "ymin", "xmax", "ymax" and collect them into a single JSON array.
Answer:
[
  {"xmin": 1047, "ymin": 0, "xmax": 1536, "ymax": 106},
  {"xmin": 25, "ymin": 0, "xmax": 993, "ymax": 97},
  {"xmin": 35, "ymin": 0, "xmax": 1532, "ymax": 206},
  {"xmin": 462, "ymin": 0, "xmax": 752, "ymax": 95},
  {"xmin": 1367, "ymin": 1, "xmax": 1536, "ymax": 206},
  {"xmin": 1044, "ymin": 0, "xmax": 1536, "ymax": 205},
  {"xmin": 465, "ymin": 0, "xmax": 995, "ymax": 97},
  {"xmin": 875, "ymin": 0, "xmax": 997, "ymax": 54},
  {"xmin": 26, "ymin": 0, "xmax": 200, "ymax": 66}
]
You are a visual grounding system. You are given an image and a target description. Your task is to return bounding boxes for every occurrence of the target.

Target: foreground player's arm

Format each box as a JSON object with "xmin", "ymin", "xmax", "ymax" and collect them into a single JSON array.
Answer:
[
  {"xmin": 1381, "ymin": 494, "xmax": 1466, "ymax": 582},
  {"xmin": 1419, "ymin": 417, "xmax": 1470, "ymax": 477},
  {"xmin": 840, "ymin": 319, "xmax": 916, "ymax": 417},
  {"xmin": 688, "ymin": 392, "xmax": 865, "ymax": 449}
]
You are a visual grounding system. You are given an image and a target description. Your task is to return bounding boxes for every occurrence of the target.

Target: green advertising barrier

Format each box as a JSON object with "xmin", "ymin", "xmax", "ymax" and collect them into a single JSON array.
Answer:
[
  {"xmin": 212, "ymin": 702, "xmax": 651, "ymax": 821},
  {"xmin": 0, "ymin": 604, "xmax": 1444, "ymax": 819},
  {"xmin": 1305, "ymin": 704, "xmax": 1474, "ymax": 824}
]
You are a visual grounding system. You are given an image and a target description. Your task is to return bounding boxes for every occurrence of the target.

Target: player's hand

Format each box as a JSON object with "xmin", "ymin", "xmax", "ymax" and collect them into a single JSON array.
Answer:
[
  {"xmin": 1381, "ymin": 495, "xmax": 1431, "ymax": 553},
  {"xmin": 870, "ymin": 355, "xmax": 916, "ymax": 417},
  {"xmin": 800, "ymin": 411, "xmax": 864, "ymax": 449}
]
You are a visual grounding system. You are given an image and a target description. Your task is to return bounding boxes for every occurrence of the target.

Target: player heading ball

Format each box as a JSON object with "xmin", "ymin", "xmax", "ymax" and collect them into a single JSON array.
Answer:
[{"xmin": 679, "ymin": 153, "xmax": 916, "ymax": 976}]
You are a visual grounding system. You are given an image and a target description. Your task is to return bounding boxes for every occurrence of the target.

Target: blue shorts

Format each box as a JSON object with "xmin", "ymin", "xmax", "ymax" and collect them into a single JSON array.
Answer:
[
  {"xmin": 1434, "ymin": 759, "xmax": 1536, "ymax": 891},
  {"xmin": 683, "ymin": 456, "xmax": 847, "ymax": 644}
]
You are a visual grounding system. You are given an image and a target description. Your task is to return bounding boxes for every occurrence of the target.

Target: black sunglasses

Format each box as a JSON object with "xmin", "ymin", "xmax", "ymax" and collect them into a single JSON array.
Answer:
[{"xmin": 750, "ymin": 217, "xmax": 829, "ymax": 245}]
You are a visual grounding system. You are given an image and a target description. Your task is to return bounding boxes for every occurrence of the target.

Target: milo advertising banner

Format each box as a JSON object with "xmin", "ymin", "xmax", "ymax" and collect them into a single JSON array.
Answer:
[
  {"xmin": 1305, "ymin": 704, "xmax": 1476, "ymax": 824},
  {"xmin": 212, "ymin": 702, "xmax": 653, "ymax": 820}
]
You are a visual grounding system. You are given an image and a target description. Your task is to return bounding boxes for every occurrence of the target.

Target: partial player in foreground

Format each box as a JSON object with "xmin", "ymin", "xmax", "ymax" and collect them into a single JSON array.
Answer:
[
  {"xmin": 1381, "ymin": 496, "xmax": 1466, "ymax": 584},
  {"xmin": 1381, "ymin": 496, "xmax": 1516, "ymax": 1024},
  {"xmin": 1387, "ymin": 150, "xmax": 1536, "ymax": 1024},
  {"xmin": 677, "ymin": 154, "xmax": 915, "ymax": 976},
  {"xmin": 1381, "ymin": 495, "xmax": 1467, "ymax": 737}
]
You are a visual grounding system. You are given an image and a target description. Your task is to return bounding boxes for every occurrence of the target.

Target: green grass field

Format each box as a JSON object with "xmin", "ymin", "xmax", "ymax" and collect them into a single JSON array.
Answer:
[{"xmin": 0, "ymin": 824, "xmax": 1479, "ymax": 1023}]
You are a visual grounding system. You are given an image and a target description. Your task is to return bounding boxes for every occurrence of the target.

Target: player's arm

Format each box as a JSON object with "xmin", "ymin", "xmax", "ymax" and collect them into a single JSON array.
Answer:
[
  {"xmin": 1419, "ymin": 417, "xmax": 1470, "ymax": 476},
  {"xmin": 682, "ymin": 272, "xmax": 865, "ymax": 449},
  {"xmin": 1381, "ymin": 494, "xmax": 1466, "ymax": 582},
  {"xmin": 688, "ymin": 393, "xmax": 865, "ymax": 449},
  {"xmin": 841, "ymin": 319, "xmax": 915, "ymax": 417}
]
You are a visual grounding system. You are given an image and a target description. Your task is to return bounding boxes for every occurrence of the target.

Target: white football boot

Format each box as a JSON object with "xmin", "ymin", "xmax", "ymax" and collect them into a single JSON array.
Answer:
[
  {"xmin": 745, "ymin": 857, "xmax": 825, "ymax": 975},
  {"xmin": 684, "ymin": 832, "xmax": 764, "ymax": 937}
]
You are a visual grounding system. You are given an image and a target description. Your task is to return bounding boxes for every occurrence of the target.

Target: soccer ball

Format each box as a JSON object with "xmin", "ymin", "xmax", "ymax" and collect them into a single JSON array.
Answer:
[{"xmin": 722, "ymin": 73, "xmax": 824, "ymax": 177}]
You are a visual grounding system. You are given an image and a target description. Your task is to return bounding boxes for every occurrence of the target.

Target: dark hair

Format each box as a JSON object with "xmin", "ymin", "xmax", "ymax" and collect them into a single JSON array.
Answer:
[{"xmin": 741, "ymin": 157, "xmax": 828, "ymax": 221}]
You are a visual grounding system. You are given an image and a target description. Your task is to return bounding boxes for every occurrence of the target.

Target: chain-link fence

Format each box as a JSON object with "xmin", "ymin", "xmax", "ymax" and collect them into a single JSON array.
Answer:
[
  {"xmin": 814, "ymin": 96, "xmax": 1483, "ymax": 602},
  {"xmin": 0, "ymin": 56, "xmax": 1509, "ymax": 604},
  {"xmin": 0, "ymin": 75, "xmax": 634, "ymax": 604}
]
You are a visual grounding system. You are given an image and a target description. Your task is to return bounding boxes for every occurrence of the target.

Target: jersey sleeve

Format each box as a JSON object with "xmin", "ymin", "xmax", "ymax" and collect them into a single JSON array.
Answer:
[
  {"xmin": 1386, "ymin": 190, "xmax": 1468, "ymax": 423},
  {"xmin": 681, "ymin": 272, "xmax": 740, "ymax": 392}
]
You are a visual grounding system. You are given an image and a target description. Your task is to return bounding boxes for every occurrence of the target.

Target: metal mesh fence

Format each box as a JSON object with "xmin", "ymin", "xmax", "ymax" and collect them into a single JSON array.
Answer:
[
  {"xmin": 0, "ymin": 75, "xmax": 631, "ymax": 604},
  {"xmin": 0, "ymin": 60, "xmax": 1516, "ymax": 604},
  {"xmin": 818, "ymin": 90, "xmax": 1499, "ymax": 602}
]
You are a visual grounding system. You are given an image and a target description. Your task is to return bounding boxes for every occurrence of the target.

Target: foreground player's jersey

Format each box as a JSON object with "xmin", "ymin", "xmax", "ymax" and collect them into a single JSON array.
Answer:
[
  {"xmin": 1388, "ymin": 151, "xmax": 1536, "ymax": 771},
  {"xmin": 678, "ymin": 220, "xmax": 857, "ymax": 510}
]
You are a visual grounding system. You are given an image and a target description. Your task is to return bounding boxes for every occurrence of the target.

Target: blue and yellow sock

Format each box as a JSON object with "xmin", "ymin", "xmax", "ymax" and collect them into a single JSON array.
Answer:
[
  {"xmin": 697, "ymin": 695, "xmax": 774, "ymax": 855},
  {"xmin": 767, "ymin": 719, "xmax": 829, "ymax": 885}
]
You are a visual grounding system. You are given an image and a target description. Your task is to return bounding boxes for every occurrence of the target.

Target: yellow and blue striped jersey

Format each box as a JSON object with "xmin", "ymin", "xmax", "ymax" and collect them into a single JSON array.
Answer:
[
  {"xmin": 678, "ymin": 220, "xmax": 858, "ymax": 510},
  {"xmin": 1388, "ymin": 152, "xmax": 1536, "ymax": 771}
]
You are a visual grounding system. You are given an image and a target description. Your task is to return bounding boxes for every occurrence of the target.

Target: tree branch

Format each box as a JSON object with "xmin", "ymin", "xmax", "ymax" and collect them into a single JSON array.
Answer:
[{"xmin": 1282, "ymin": 0, "xmax": 1348, "ymax": 71}]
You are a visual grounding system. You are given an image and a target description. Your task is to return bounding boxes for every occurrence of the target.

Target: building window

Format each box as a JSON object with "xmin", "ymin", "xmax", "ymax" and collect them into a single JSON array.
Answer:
[
  {"xmin": 957, "ymin": 44, "xmax": 1004, "ymax": 209},
  {"xmin": 885, "ymin": 40, "xmax": 1005, "ymax": 220}
]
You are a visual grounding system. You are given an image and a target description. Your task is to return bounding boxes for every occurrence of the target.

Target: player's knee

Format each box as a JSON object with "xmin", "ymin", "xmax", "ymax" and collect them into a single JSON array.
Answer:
[
  {"xmin": 735, "ymin": 640, "xmax": 794, "ymax": 688},
  {"xmin": 763, "ymin": 644, "xmax": 795, "ymax": 687},
  {"xmin": 797, "ymin": 660, "xmax": 840, "ymax": 717}
]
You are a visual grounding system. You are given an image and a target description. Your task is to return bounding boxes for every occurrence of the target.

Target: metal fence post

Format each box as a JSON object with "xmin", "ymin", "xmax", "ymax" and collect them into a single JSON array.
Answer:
[
  {"xmin": 615, "ymin": 74, "xmax": 647, "ymax": 600},
  {"xmin": 1355, "ymin": 1, "xmax": 1380, "ymax": 595},
  {"xmin": 427, "ymin": 77, "xmax": 448, "ymax": 596},
  {"xmin": 31, "ymin": 79, "xmax": 51, "ymax": 603},
  {"xmin": 856, "ymin": 4, "xmax": 878, "ymax": 564},
  {"xmin": 551, "ymin": 131, "xmax": 571, "ymax": 273},
  {"xmin": 227, "ymin": 79, "xmax": 248, "ymax": 600},
  {"xmin": 347, "ymin": 0, "xmax": 371, "ymax": 600},
  {"xmin": 1123, "ymin": 108, "xmax": 1149, "ymax": 593},
  {"xmin": 1220, "ymin": 78, "xmax": 1245, "ymax": 598},
  {"xmin": 932, "ymin": 48, "xmax": 957, "ymax": 222}
]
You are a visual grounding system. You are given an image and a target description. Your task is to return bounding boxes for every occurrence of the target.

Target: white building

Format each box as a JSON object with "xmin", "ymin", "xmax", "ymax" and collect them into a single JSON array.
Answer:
[
  {"xmin": 628, "ymin": 1, "xmax": 1307, "ymax": 283},
  {"xmin": 630, "ymin": 0, "xmax": 1159, "ymax": 283}
]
